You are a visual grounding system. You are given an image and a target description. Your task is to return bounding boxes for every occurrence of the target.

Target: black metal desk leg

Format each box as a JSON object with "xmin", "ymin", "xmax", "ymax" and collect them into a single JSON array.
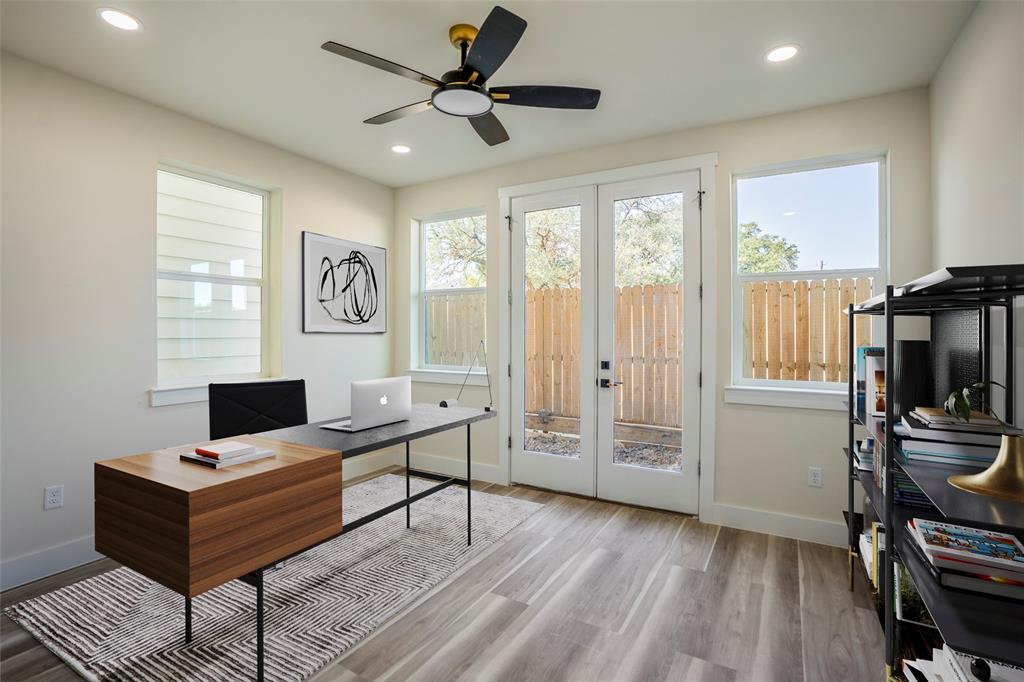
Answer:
[
  {"xmin": 467, "ymin": 423, "xmax": 472, "ymax": 546},
  {"xmin": 406, "ymin": 441, "xmax": 411, "ymax": 529},
  {"xmin": 185, "ymin": 596, "xmax": 192, "ymax": 643},
  {"xmin": 256, "ymin": 570, "xmax": 264, "ymax": 682}
]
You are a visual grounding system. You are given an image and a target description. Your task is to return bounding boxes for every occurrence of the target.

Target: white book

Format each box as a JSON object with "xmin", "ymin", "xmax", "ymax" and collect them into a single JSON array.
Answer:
[
  {"xmin": 946, "ymin": 646, "xmax": 1024, "ymax": 682},
  {"xmin": 194, "ymin": 440, "xmax": 255, "ymax": 459},
  {"xmin": 899, "ymin": 438, "xmax": 997, "ymax": 460},
  {"xmin": 181, "ymin": 448, "xmax": 275, "ymax": 469},
  {"xmin": 900, "ymin": 415, "xmax": 1013, "ymax": 447}
]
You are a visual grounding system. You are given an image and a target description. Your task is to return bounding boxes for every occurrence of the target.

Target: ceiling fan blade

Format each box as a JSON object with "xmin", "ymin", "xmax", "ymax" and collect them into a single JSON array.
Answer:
[
  {"xmin": 469, "ymin": 112, "xmax": 510, "ymax": 146},
  {"xmin": 490, "ymin": 86, "xmax": 601, "ymax": 109},
  {"xmin": 463, "ymin": 6, "xmax": 527, "ymax": 82},
  {"xmin": 364, "ymin": 100, "xmax": 433, "ymax": 125},
  {"xmin": 321, "ymin": 41, "xmax": 442, "ymax": 87}
]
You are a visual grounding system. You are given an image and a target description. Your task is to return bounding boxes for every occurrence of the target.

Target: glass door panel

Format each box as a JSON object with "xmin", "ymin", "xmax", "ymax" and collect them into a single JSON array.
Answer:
[
  {"xmin": 597, "ymin": 172, "xmax": 701, "ymax": 513},
  {"xmin": 611, "ymin": 192, "xmax": 684, "ymax": 471},
  {"xmin": 510, "ymin": 188, "xmax": 596, "ymax": 496},
  {"xmin": 524, "ymin": 205, "xmax": 582, "ymax": 459}
]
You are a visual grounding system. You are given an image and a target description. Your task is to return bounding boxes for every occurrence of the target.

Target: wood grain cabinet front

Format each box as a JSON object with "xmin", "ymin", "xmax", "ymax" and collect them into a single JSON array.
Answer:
[{"xmin": 95, "ymin": 436, "xmax": 342, "ymax": 597}]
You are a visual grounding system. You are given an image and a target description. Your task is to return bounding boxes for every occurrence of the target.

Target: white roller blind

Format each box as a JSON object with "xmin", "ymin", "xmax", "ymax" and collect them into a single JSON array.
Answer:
[{"xmin": 156, "ymin": 169, "xmax": 267, "ymax": 384}]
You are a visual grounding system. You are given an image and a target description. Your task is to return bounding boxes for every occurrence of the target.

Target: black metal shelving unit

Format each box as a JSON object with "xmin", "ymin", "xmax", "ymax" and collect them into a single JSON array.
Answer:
[{"xmin": 843, "ymin": 264, "xmax": 1024, "ymax": 681}]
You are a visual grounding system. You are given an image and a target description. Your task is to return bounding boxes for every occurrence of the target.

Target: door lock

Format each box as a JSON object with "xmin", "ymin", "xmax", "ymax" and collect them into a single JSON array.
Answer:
[{"xmin": 599, "ymin": 378, "xmax": 623, "ymax": 388}]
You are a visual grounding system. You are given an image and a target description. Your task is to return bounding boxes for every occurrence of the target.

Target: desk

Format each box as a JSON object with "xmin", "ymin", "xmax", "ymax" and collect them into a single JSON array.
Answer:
[{"xmin": 94, "ymin": 403, "xmax": 494, "ymax": 680}]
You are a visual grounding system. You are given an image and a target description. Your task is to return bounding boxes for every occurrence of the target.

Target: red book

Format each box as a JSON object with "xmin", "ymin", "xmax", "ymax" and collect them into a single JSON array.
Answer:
[{"xmin": 194, "ymin": 441, "xmax": 255, "ymax": 460}]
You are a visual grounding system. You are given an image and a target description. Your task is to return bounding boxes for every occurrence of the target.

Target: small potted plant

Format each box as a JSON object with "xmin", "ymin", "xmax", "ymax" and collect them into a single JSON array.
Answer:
[{"xmin": 944, "ymin": 381, "xmax": 1024, "ymax": 502}]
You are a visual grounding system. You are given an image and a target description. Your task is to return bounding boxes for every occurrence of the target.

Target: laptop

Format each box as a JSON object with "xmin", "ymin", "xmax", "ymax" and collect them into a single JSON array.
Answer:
[{"xmin": 321, "ymin": 376, "xmax": 412, "ymax": 432}]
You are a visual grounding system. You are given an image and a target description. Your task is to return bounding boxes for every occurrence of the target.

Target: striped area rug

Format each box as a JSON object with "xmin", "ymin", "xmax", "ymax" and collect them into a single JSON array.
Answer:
[{"xmin": 5, "ymin": 474, "xmax": 542, "ymax": 681}]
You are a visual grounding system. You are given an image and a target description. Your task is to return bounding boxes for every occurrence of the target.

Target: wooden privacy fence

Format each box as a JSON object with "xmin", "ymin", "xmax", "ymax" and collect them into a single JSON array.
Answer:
[
  {"xmin": 741, "ymin": 276, "xmax": 873, "ymax": 383},
  {"xmin": 526, "ymin": 284, "xmax": 684, "ymax": 428},
  {"xmin": 424, "ymin": 289, "xmax": 487, "ymax": 366}
]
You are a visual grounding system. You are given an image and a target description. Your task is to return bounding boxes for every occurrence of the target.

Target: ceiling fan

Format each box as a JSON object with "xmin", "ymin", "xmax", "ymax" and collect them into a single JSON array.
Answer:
[{"xmin": 321, "ymin": 5, "xmax": 601, "ymax": 146}]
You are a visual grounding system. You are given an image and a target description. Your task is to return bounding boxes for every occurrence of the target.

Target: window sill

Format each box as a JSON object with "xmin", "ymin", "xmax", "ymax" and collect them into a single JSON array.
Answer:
[
  {"xmin": 407, "ymin": 368, "xmax": 490, "ymax": 386},
  {"xmin": 150, "ymin": 376, "xmax": 284, "ymax": 407},
  {"xmin": 723, "ymin": 385, "xmax": 847, "ymax": 411}
]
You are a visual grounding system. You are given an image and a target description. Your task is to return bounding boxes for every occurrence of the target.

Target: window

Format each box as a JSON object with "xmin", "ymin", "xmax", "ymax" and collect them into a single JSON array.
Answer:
[
  {"xmin": 732, "ymin": 155, "xmax": 885, "ymax": 389},
  {"xmin": 420, "ymin": 211, "xmax": 486, "ymax": 369},
  {"xmin": 156, "ymin": 168, "xmax": 269, "ymax": 385}
]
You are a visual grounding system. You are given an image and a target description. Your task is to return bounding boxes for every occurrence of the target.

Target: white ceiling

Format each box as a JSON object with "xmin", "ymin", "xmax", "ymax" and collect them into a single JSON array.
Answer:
[{"xmin": 1, "ymin": 1, "xmax": 973, "ymax": 187}]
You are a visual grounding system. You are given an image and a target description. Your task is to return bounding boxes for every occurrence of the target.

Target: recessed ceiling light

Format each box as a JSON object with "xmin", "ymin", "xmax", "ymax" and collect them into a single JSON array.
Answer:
[
  {"xmin": 391, "ymin": 144, "xmax": 411, "ymax": 154},
  {"xmin": 98, "ymin": 8, "xmax": 142, "ymax": 31},
  {"xmin": 766, "ymin": 45, "xmax": 799, "ymax": 63},
  {"xmin": 783, "ymin": 211, "xmax": 797, "ymax": 216}
]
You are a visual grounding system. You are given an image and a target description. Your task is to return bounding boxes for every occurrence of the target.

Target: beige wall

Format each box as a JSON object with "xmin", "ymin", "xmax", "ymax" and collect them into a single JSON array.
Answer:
[
  {"xmin": 930, "ymin": 1, "xmax": 1024, "ymax": 425},
  {"xmin": 1, "ymin": 54, "xmax": 395, "ymax": 588},
  {"xmin": 931, "ymin": 1, "xmax": 1024, "ymax": 268},
  {"xmin": 394, "ymin": 88, "xmax": 933, "ymax": 541}
]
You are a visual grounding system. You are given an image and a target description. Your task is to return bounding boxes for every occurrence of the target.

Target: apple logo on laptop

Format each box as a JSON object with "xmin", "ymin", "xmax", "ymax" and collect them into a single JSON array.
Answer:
[{"xmin": 380, "ymin": 394, "xmax": 388, "ymax": 406}]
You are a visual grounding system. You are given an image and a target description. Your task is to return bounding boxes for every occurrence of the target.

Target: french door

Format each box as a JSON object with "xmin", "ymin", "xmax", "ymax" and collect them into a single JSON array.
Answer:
[{"xmin": 510, "ymin": 171, "xmax": 701, "ymax": 513}]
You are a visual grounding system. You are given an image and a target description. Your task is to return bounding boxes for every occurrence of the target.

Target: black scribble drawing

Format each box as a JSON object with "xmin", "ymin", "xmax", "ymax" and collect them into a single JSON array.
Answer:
[{"xmin": 317, "ymin": 250, "xmax": 378, "ymax": 324}]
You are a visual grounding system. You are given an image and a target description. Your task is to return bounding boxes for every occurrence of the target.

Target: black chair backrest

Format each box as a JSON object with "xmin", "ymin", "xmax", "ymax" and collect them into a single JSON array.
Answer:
[{"xmin": 208, "ymin": 379, "xmax": 308, "ymax": 440}]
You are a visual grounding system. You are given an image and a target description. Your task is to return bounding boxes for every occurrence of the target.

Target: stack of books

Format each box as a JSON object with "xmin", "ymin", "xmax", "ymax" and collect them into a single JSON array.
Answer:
[
  {"xmin": 903, "ymin": 644, "xmax": 1019, "ymax": 682},
  {"xmin": 853, "ymin": 439, "xmax": 874, "ymax": 472},
  {"xmin": 906, "ymin": 518, "xmax": 1024, "ymax": 600},
  {"xmin": 180, "ymin": 440, "xmax": 275, "ymax": 469},
  {"xmin": 891, "ymin": 469, "xmax": 933, "ymax": 508},
  {"xmin": 895, "ymin": 406, "xmax": 1016, "ymax": 468},
  {"xmin": 876, "ymin": 448, "xmax": 934, "ymax": 509}
]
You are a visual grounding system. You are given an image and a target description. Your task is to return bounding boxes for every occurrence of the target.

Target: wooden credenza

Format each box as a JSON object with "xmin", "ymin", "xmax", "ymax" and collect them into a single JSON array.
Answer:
[{"xmin": 95, "ymin": 436, "xmax": 342, "ymax": 597}]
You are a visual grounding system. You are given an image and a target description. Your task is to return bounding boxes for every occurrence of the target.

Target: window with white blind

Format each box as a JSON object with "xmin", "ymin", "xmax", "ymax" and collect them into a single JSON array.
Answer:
[{"xmin": 156, "ymin": 168, "xmax": 268, "ymax": 385}]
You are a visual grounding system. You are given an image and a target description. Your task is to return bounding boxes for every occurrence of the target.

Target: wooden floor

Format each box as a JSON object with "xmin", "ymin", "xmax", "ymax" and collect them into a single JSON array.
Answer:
[{"xmin": 2, "ymin": 469, "xmax": 883, "ymax": 681}]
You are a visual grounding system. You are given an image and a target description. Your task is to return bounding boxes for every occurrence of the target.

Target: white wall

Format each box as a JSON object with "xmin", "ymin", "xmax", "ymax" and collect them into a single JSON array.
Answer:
[
  {"xmin": 931, "ymin": 1, "xmax": 1024, "ymax": 268},
  {"xmin": 393, "ymin": 88, "xmax": 933, "ymax": 544},
  {"xmin": 930, "ymin": 1, "xmax": 1024, "ymax": 426},
  {"xmin": 0, "ymin": 54, "xmax": 396, "ymax": 589}
]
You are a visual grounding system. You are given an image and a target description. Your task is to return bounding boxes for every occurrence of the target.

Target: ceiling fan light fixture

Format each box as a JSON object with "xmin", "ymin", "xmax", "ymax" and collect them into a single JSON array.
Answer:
[
  {"xmin": 431, "ymin": 85, "xmax": 493, "ymax": 117},
  {"xmin": 391, "ymin": 144, "xmax": 411, "ymax": 154},
  {"xmin": 97, "ymin": 8, "xmax": 142, "ymax": 31}
]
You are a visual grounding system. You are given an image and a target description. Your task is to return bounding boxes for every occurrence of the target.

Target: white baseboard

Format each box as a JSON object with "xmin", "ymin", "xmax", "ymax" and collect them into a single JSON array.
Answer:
[
  {"xmin": 1, "ymin": 534, "xmax": 103, "ymax": 591},
  {"xmin": 343, "ymin": 447, "xmax": 402, "ymax": 480},
  {"xmin": 409, "ymin": 450, "xmax": 505, "ymax": 485},
  {"xmin": 700, "ymin": 501, "xmax": 847, "ymax": 547}
]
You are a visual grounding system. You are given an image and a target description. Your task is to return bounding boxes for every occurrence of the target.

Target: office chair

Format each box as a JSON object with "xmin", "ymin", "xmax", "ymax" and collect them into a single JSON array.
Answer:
[{"xmin": 208, "ymin": 379, "xmax": 308, "ymax": 439}]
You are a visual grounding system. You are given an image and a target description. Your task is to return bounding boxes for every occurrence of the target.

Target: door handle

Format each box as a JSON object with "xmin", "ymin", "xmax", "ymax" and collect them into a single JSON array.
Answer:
[{"xmin": 599, "ymin": 378, "xmax": 623, "ymax": 388}]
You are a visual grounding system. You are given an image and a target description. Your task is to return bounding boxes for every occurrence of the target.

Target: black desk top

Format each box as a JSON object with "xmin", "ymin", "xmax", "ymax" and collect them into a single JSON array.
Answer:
[{"xmin": 261, "ymin": 403, "xmax": 496, "ymax": 458}]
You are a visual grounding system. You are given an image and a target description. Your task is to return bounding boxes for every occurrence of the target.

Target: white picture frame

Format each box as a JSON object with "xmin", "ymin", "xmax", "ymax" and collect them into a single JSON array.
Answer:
[{"xmin": 302, "ymin": 231, "xmax": 387, "ymax": 333}]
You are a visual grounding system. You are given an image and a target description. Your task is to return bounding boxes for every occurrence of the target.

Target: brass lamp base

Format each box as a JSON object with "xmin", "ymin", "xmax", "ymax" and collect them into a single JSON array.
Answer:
[{"xmin": 947, "ymin": 435, "xmax": 1024, "ymax": 503}]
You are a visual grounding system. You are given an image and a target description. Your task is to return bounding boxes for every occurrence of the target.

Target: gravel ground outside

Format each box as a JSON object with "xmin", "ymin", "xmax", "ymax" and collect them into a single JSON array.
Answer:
[{"xmin": 524, "ymin": 430, "xmax": 682, "ymax": 472}]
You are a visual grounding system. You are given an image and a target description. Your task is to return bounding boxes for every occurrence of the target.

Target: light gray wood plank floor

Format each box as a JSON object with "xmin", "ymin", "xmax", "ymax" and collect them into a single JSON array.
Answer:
[{"xmin": 2, "ymin": 470, "xmax": 883, "ymax": 681}]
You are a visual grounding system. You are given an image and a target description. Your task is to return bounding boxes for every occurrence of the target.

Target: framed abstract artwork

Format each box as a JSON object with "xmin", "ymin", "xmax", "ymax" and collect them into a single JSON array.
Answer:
[{"xmin": 302, "ymin": 231, "xmax": 386, "ymax": 333}]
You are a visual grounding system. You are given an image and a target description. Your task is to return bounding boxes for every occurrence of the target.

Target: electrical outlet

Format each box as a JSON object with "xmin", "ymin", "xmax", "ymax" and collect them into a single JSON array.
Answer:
[
  {"xmin": 44, "ymin": 485, "xmax": 64, "ymax": 510},
  {"xmin": 807, "ymin": 467, "xmax": 823, "ymax": 488}
]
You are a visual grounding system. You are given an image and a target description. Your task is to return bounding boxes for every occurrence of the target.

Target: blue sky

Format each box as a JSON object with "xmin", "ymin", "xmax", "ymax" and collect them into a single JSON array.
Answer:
[{"xmin": 737, "ymin": 161, "xmax": 880, "ymax": 271}]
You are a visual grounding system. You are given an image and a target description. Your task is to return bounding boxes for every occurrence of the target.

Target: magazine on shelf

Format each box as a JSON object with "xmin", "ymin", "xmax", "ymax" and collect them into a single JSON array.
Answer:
[
  {"xmin": 904, "ymin": 530, "xmax": 1024, "ymax": 600},
  {"xmin": 910, "ymin": 518, "xmax": 1024, "ymax": 574}
]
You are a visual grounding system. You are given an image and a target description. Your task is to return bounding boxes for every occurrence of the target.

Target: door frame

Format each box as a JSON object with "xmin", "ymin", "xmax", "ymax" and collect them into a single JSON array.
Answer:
[{"xmin": 497, "ymin": 152, "xmax": 719, "ymax": 520}]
